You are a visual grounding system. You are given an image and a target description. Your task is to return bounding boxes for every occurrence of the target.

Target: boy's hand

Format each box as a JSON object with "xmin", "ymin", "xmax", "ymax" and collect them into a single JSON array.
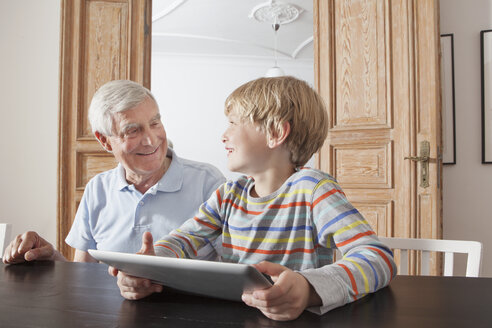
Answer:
[
  {"xmin": 241, "ymin": 261, "xmax": 322, "ymax": 321},
  {"xmin": 108, "ymin": 232, "xmax": 163, "ymax": 300}
]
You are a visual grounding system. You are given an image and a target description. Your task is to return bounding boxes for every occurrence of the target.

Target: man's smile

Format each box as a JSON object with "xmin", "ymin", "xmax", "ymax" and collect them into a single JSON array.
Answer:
[{"xmin": 137, "ymin": 147, "xmax": 159, "ymax": 156}]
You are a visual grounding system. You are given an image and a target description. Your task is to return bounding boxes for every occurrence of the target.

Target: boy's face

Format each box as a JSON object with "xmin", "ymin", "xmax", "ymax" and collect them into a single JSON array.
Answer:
[{"xmin": 222, "ymin": 112, "xmax": 270, "ymax": 175}]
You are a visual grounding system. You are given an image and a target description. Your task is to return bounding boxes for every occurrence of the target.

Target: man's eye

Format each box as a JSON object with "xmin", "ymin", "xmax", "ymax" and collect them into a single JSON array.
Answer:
[
  {"xmin": 151, "ymin": 121, "xmax": 161, "ymax": 126},
  {"xmin": 125, "ymin": 128, "xmax": 138, "ymax": 137}
]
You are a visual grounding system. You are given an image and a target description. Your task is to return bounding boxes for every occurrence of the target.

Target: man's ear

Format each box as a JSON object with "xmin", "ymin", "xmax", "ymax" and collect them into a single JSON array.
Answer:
[
  {"xmin": 94, "ymin": 131, "xmax": 112, "ymax": 152},
  {"xmin": 267, "ymin": 121, "xmax": 291, "ymax": 149}
]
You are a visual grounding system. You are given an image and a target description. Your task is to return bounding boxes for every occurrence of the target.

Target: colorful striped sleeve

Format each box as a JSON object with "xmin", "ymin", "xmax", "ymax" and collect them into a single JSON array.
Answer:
[
  {"xmin": 154, "ymin": 184, "xmax": 225, "ymax": 258},
  {"xmin": 300, "ymin": 176, "xmax": 397, "ymax": 314}
]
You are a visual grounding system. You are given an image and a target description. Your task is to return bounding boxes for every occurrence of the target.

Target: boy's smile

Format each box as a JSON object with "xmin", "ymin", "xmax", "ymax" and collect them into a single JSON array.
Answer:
[{"xmin": 225, "ymin": 146, "xmax": 234, "ymax": 156}]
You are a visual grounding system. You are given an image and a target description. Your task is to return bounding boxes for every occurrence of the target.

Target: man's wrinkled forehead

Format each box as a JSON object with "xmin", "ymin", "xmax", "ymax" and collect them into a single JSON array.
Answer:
[{"xmin": 111, "ymin": 100, "xmax": 161, "ymax": 134}]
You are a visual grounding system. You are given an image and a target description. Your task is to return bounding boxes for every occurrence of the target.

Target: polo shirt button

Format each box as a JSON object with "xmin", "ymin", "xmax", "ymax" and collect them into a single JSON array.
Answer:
[{"xmin": 139, "ymin": 201, "xmax": 144, "ymax": 206}]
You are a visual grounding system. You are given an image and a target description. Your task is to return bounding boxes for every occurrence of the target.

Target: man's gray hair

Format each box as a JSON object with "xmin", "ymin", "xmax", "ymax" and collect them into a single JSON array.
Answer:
[{"xmin": 88, "ymin": 80, "xmax": 157, "ymax": 136}]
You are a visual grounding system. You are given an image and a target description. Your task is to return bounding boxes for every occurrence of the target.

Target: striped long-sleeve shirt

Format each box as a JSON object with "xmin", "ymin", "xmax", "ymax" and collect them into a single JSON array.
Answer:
[{"xmin": 155, "ymin": 167, "xmax": 396, "ymax": 314}]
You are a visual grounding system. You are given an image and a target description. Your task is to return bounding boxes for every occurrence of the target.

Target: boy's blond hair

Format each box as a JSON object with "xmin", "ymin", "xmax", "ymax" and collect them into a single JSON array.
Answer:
[{"xmin": 224, "ymin": 76, "xmax": 328, "ymax": 166}]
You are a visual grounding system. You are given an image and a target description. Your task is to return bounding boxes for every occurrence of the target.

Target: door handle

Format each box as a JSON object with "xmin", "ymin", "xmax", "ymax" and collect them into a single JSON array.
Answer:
[
  {"xmin": 405, "ymin": 141, "xmax": 430, "ymax": 188},
  {"xmin": 404, "ymin": 155, "xmax": 429, "ymax": 162}
]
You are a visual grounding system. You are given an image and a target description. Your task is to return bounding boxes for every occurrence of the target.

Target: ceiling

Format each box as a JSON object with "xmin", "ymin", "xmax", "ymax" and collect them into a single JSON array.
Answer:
[{"xmin": 151, "ymin": 0, "xmax": 314, "ymax": 60}]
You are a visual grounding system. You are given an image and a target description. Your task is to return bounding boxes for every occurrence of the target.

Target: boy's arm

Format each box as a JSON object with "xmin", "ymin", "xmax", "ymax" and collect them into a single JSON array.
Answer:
[
  {"xmin": 300, "ymin": 180, "xmax": 397, "ymax": 315},
  {"xmin": 154, "ymin": 185, "xmax": 225, "ymax": 258},
  {"xmin": 242, "ymin": 261, "xmax": 322, "ymax": 321}
]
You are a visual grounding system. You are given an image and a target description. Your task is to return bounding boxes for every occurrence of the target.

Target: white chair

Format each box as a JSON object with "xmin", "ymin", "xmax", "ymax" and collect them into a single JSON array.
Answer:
[
  {"xmin": 0, "ymin": 223, "xmax": 12, "ymax": 259},
  {"xmin": 379, "ymin": 236, "xmax": 483, "ymax": 277}
]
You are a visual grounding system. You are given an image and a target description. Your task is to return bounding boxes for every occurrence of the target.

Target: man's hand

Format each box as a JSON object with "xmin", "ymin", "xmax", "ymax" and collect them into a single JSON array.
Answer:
[
  {"xmin": 108, "ymin": 231, "xmax": 163, "ymax": 300},
  {"xmin": 241, "ymin": 261, "xmax": 322, "ymax": 321},
  {"xmin": 2, "ymin": 231, "xmax": 65, "ymax": 264}
]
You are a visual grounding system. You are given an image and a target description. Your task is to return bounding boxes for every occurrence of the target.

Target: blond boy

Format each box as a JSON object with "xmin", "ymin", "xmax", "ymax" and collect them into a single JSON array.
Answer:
[{"xmin": 112, "ymin": 76, "xmax": 396, "ymax": 321}]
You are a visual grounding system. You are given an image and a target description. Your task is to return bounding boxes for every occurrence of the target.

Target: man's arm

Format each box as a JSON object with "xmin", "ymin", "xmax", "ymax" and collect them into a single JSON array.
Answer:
[
  {"xmin": 1, "ymin": 231, "xmax": 99, "ymax": 264},
  {"xmin": 73, "ymin": 249, "xmax": 98, "ymax": 263},
  {"xmin": 2, "ymin": 231, "xmax": 67, "ymax": 263}
]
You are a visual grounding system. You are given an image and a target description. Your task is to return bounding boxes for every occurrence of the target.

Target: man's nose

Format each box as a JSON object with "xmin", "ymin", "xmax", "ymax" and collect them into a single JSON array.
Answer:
[{"xmin": 141, "ymin": 128, "xmax": 157, "ymax": 146}]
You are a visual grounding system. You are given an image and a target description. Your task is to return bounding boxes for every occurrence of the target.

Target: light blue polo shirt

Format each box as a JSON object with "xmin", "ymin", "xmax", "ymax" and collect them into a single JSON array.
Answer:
[{"xmin": 65, "ymin": 149, "xmax": 225, "ymax": 258}]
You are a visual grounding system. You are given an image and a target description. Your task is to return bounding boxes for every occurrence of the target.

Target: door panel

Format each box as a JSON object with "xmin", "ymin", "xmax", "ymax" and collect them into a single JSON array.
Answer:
[
  {"xmin": 354, "ymin": 201, "xmax": 393, "ymax": 236},
  {"xmin": 334, "ymin": 0, "xmax": 390, "ymax": 129}
]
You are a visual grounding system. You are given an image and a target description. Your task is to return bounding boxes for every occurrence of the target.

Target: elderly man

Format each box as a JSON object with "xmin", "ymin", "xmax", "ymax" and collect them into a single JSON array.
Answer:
[{"xmin": 3, "ymin": 80, "xmax": 225, "ymax": 264}]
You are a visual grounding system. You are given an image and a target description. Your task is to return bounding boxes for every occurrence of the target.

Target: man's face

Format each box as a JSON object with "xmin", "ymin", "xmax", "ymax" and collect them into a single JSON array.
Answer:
[{"xmin": 102, "ymin": 97, "xmax": 168, "ymax": 182}]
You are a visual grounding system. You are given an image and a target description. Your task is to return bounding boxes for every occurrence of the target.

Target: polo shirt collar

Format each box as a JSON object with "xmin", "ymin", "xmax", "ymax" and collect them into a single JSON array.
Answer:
[
  {"xmin": 155, "ymin": 148, "xmax": 183, "ymax": 193},
  {"xmin": 114, "ymin": 148, "xmax": 183, "ymax": 193},
  {"xmin": 115, "ymin": 164, "xmax": 130, "ymax": 191}
]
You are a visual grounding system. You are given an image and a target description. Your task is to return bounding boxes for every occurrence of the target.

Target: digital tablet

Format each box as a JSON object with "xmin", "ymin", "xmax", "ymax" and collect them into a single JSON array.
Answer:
[{"xmin": 88, "ymin": 249, "xmax": 273, "ymax": 301}]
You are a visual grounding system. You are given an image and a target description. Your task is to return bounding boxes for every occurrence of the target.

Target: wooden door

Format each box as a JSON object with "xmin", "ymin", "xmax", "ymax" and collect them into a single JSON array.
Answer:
[
  {"xmin": 314, "ymin": 0, "xmax": 442, "ymax": 275},
  {"xmin": 58, "ymin": 0, "xmax": 151, "ymax": 260}
]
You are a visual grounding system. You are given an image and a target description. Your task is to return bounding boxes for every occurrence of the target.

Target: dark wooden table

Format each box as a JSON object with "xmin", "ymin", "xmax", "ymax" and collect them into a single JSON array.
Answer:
[{"xmin": 1, "ymin": 261, "xmax": 491, "ymax": 328}]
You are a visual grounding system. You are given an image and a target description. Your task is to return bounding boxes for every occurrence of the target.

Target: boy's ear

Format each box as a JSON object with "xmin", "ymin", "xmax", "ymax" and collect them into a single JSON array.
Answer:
[
  {"xmin": 94, "ymin": 131, "xmax": 113, "ymax": 152},
  {"xmin": 267, "ymin": 121, "xmax": 291, "ymax": 149}
]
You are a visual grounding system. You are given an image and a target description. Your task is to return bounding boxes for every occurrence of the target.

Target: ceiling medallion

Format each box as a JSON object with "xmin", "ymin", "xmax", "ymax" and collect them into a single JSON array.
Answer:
[{"xmin": 250, "ymin": 1, "xmax": 303, "ymax": 25}]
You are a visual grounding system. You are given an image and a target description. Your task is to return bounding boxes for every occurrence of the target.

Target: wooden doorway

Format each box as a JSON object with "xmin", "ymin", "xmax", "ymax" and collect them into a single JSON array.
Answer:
[
  {"xmin": 314, "ymin": 0, "xmax": 442, "ymax": 275},
  {"xmin": 57, "ymin": 0, "xmax": 151, "ymax": 260}
]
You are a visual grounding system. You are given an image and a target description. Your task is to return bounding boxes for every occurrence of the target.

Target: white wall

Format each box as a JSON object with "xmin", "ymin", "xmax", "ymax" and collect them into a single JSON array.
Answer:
[
  {"xmin": 440, "ymin": 0, "xmax": 492, "ymax": 277},
  {"xmin": 0, "ymin": 1, "xmax": 60, "ymax": 246},
  {"xmin": 151, "ymin": 53, "xmax": 314, "ymax": 180}
]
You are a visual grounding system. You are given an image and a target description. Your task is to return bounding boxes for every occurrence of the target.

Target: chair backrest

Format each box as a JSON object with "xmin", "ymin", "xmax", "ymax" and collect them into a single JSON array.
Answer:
[
  {"xmin": 379, "ymin": 236, "xmax": 483, "ymax": 277},
  {"xmin": 0, "ymin": 223, "xmax": 12, "ymax": 258}
]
